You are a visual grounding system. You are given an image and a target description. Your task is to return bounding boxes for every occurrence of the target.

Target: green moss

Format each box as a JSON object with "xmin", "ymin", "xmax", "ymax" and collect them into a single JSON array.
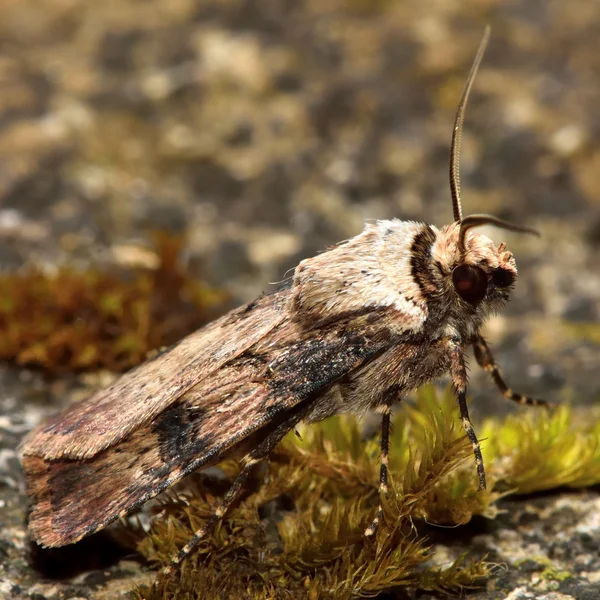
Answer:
[
  {"xmin": 128, "ymin": 387, "xmax": 600, "ymax": 599},
  {"xmin": 539, "ymin": 566, "xmax": 572, "ymax": 582},
  {"xmin": 480, "ymin": 402, "xmax": 600, "ymax": 492},
  {"xmin": 0, "ymin": 233, "xmax": 226, "ymax": 373},
  {"xmin": 514, "ymin": 557, "xmax": 573, "ymax": 583}
]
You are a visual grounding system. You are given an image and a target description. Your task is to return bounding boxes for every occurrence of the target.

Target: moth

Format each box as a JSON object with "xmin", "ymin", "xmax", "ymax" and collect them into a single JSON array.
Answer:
[{"xmin": 20, "ymin": 27, "xmax": 546, "ymax": 579}]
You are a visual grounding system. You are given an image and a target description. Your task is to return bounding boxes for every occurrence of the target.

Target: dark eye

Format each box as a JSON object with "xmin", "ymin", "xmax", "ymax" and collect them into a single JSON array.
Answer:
[
  {"xmin": 491, "ymin": 268, "xmax": 515, "ymax": 288},
  {"xmin": 452, "ymin": 265, "xmax": 488, "ymax": 306}
]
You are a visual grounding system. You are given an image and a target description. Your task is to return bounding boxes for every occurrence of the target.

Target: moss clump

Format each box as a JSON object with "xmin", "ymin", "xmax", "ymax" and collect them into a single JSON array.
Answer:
[
  {"xmin": 0, "ymin": 233, "xmax": 226, "ymax": 373},
  {"xmin": 129, "ymin": 387, "xmax": 600, "ymax": 599},
  {"xmin": 481, "ymin": 402, "xmax": 600, "ymax": 492},
  {"xmin": 132, "ymin": 388, "xmax": 493, "ymax": 599},
  {"xmin": 515, "ymin": 557, "xmax": 573, "ymax": 584},
  {"xmin": 539, "ymin": 566, "xmax": 572, "ymax": 583}
]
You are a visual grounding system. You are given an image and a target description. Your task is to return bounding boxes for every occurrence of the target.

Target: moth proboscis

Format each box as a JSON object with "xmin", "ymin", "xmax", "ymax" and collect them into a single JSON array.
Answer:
[{"xmin": 20, "ymin": 26, "xmax": 549, "ymax": 582}]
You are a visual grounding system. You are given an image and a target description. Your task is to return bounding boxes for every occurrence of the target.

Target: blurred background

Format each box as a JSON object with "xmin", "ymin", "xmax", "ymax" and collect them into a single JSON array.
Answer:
[{"xmin": 0, "ymin": 1, "xmax": 599, "ymax": 409}]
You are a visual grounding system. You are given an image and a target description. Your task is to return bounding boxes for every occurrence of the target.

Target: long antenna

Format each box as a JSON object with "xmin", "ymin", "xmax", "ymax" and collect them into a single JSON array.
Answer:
[
  {"xmin": 450, "ymin": 26, "xmax": 491, "ymax": 223},
  {"xmin": 458, "ymin": 214, "xmax": 540, "ymax": 253}
]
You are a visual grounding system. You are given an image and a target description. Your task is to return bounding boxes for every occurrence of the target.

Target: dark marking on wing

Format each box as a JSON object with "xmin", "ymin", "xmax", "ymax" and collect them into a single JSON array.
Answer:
[
  {"xmin": 154, "ymin": 403, "xmax": 212, "ymax": 463},
  {"xmin": 266, "ymin": 331, "xmax": 389, "ymax": 399}
]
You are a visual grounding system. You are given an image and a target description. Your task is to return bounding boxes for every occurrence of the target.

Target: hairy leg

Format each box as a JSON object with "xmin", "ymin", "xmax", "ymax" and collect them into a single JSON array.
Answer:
[
  {"xmin": 450, "ymin": 340, "xmax": 486, "ymax": 490},
  {"xmin": 473, "ymin": 336, "xmax": 548, "ymax": 407},
  {"xmin": 364, "ymin": 386, "xmax": 398, "ymax": 537}
]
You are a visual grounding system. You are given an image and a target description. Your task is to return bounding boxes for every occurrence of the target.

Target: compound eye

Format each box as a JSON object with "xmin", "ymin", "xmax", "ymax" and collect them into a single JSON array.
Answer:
[
  {"xmin": 491, "ymin": 267, "xmax": 515, "ymax": 288},
  {"xmin": 452, "ymin": 265, "xmax": 488, "ymax": 306}
]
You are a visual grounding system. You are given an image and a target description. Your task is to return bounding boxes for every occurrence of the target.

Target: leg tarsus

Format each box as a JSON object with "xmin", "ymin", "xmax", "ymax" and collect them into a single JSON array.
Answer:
[{"xmin": 457, "ymin": 390, "xmax": 486, "ymax": 491}]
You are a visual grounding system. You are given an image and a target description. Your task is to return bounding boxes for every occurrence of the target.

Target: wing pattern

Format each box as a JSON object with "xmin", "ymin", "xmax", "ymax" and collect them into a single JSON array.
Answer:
[{"xmin": 22, "ymin": 304, "xmax": 394, "ymax": 547}]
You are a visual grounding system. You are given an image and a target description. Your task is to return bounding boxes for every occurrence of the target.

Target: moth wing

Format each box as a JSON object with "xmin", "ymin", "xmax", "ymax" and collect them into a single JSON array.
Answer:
[
  {"xmin": 20, "ymin": 290, "xmax": 289, "ymax": 461},
  {"xmin": 22, "ymin": 314, "xmax": 394, "ymax": 547}
]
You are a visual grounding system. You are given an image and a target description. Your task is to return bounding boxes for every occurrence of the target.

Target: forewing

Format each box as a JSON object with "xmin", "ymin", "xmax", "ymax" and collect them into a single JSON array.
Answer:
[
  {"xmin": 22, "ymin": 311, "xmax": 394, "ymax": 547},
  {"xmin": 20, "ymin": 290, "xmax": 289, "ymax": 461}
]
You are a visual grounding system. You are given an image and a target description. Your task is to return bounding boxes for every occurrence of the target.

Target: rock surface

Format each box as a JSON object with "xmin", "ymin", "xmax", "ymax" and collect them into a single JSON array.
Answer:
[{"xmin": 0, "ymin": 0, "xmax": 599, "ymax": 598}]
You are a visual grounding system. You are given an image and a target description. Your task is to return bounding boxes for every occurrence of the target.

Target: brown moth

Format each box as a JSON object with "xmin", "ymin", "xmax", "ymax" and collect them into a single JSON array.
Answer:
[{"xmin": 20, "ymin": 27, "xmax": 546, "ymax": 578}]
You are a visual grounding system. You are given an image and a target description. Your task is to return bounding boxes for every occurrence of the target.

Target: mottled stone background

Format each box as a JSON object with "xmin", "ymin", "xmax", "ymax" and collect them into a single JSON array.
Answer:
[{"xmin": 0, "ymin": 0, "xmax": 599, "ymax": 598}]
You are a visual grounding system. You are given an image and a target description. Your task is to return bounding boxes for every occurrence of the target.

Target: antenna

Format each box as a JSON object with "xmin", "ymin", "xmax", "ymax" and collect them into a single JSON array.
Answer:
[
  {"xmin": 449, "ymin": 26, "xmax": 491, "ymax": 223},
  {"xmin": 458, "ymin": 214, "xmax": 540, "ymax": 253}
]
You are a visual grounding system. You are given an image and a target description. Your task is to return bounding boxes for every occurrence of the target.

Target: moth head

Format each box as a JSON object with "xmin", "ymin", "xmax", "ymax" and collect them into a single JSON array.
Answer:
[
  {"xmin": 440, "ymin": 26, "xmax": 538, "ymax": 316},
  {"xmin": 434, "ymin": 221, "xmax": 524, "ymax": 314}
]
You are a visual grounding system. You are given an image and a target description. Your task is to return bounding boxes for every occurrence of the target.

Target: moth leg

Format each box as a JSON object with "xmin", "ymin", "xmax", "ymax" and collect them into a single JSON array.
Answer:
[
  {"xmin": 364, "ymin": 387, "xmax": 397, "ymax": 538},
  {"xmin": 473, "ymin": 335, "xmax": 549, "ymax": 407},
  {"xmin": 159, "ymin": 409, "xmax": 306, "ymax": 581},
  {"xmin": 450, "ymin": 341, "xmax": 486, "ymax": 491}
]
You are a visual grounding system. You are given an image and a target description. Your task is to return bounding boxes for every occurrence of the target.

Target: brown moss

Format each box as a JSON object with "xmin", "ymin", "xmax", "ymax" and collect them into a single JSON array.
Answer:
[{"xmin": 0, "ymin": 232, "xmax": 226, "ymax": 373}]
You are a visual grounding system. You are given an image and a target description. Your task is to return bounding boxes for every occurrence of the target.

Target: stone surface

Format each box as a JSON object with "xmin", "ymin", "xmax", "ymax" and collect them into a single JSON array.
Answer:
[{"xmin": 0, "ymin": 0, "xmax": 599, "ymax": 598}]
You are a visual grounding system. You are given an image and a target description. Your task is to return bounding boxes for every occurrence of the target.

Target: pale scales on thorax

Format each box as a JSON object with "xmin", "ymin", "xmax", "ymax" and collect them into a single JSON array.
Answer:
[{"xmin": 299, "ymin": 217, "xmax": 519, "ymax": 422}]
